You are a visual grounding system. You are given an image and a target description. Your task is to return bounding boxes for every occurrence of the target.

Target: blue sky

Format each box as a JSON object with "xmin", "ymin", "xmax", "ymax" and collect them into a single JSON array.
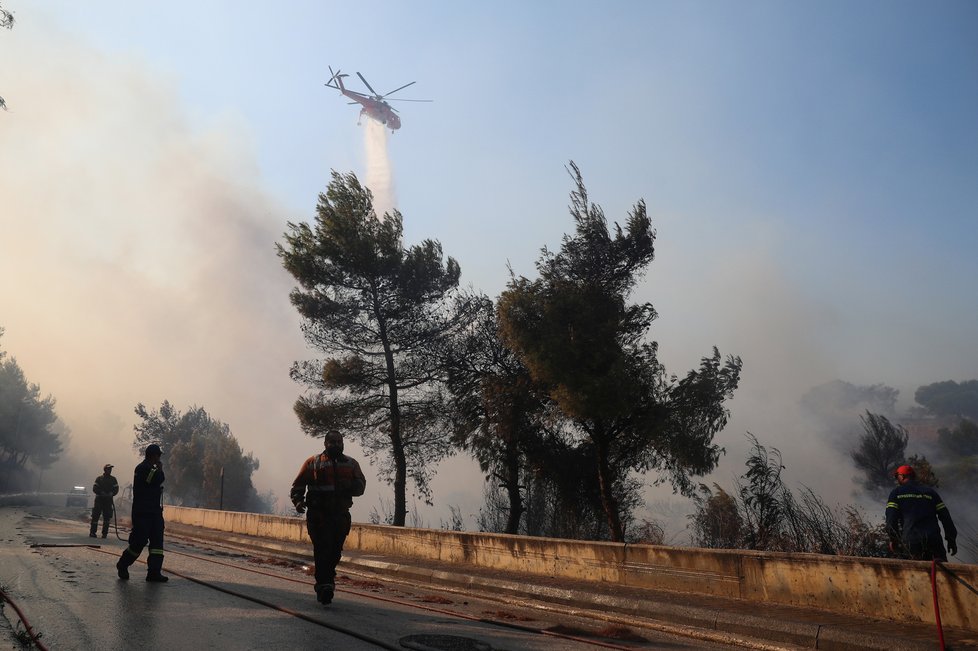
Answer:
[
  {"xmin": 2, "ymin": 1, "xmax": 976, "ymax": 523},
  {"xmin": 20, "ymin": 2, "xmax": 976, "ymax": 290}
]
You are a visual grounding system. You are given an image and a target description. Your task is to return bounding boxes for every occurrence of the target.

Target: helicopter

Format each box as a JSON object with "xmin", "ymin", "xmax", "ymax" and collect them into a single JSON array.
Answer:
[{"xmin": 325, "ymin": 66, "xmax": 431, "ymax": 132}]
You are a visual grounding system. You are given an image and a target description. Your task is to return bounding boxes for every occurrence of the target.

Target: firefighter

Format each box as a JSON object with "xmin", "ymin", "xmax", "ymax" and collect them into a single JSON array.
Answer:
[
  {"xmin": 116, "ymin": 443, "xmax": 169, "ymax": 582},
  {"xmin": 89, "ymin": 463, "xmax": 119, "ymax": 538},
  {"xmin": 291, "ymin": 430, "xmax": 366, "ymax": 605},
  {"xmin": 885, "ymin": 464, "xmax": 958, "ymax": 561}
]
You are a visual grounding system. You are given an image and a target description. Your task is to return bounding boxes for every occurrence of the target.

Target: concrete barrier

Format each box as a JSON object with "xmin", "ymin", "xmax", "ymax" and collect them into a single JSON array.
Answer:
[{"xmin": 165, "ymin": 505, "xmax": 978, "ymax": 631}]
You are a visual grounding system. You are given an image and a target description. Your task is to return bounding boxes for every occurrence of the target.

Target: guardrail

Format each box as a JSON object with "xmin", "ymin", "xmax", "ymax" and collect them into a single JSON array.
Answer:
[{"xmin": 164, "ymin": 505, "xmax": 978, "ymax": 631}]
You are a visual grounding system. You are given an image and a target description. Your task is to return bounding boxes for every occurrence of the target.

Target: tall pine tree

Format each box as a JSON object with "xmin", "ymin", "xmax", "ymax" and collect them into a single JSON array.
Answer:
[
  {"xmin": 278, "ymin": 171, "xmax": 476, "ymax": 526},
  {"xmin": 498, "ymin": 163, "xmax": 742, "ymax": 541}
]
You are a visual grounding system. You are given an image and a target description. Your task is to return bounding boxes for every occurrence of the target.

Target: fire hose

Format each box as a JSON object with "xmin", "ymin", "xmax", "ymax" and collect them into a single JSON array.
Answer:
[
  {"xmin": 0, "ymin": 585, "xmax": 51, "ymax": 651},
  {"xmin": 111, "ymin": 499, "xmax": 125, "ymax": 541}
]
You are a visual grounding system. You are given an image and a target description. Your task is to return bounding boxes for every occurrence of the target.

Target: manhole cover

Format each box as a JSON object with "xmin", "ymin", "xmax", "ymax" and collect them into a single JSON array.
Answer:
[{"xmin": 399, "ymin": 634, "xmax": 493, "ymax": 651}]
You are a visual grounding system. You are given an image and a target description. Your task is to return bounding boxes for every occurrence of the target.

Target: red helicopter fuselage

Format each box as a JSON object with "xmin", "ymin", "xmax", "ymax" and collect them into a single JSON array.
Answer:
[
  {"xmin": 328, "ymin": 72, "xmax": 402, "ymax": 130},
  {"xmin": 354, "ymin": 97, "xmax": 401, "ymax": 130},
  {"xmin": 326, "ymin": 68, "xmax": 432, "ymax": 132}
]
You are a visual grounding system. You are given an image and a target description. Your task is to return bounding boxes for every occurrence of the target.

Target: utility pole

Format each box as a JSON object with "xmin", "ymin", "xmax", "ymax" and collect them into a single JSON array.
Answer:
[{"xmin": 219, "ymin": 466, "xmax": 224, "ymax": 510}]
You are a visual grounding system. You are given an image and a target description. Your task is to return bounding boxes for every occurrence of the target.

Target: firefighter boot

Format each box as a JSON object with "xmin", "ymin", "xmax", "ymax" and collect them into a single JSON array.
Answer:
[
  {"xmin": 316, "ymin": 582, "xmax": 334, "ymax": 604},
  {"xmin": 116, "ymin": 558, "xmax": 129, "ymax": 580},
  {"xmin": 146, "ymin": 572, "xmax": 169, "ymax": 583}
]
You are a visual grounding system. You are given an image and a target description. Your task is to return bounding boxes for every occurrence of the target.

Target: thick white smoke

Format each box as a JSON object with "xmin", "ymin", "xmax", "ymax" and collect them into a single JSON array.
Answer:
[
  {"xmin": 0, "ymin": 18, "xmax": 313, "ymax": 506},
  {"xmin": 363, "ymin": 119, "xmax": 395, "ymax": 220}
]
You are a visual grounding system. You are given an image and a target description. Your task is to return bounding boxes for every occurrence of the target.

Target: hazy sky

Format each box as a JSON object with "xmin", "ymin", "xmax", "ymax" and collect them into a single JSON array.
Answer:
[{"xmin": 2, "ymin": 1, "xmax": 976, "ymax": 528}]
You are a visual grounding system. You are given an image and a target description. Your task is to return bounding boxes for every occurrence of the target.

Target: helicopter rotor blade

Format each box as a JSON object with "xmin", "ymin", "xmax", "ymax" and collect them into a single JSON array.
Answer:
[
  {"xmin": 385, "ymin": 98, "xmax": 433, "ymax": 103},
  {"xmin": 383, "ymin": 81, "xmax": 417, "ymax": 97},
  {"xmin": 356, "ymin": 72, "xmax": 379, "ymax": 97}
]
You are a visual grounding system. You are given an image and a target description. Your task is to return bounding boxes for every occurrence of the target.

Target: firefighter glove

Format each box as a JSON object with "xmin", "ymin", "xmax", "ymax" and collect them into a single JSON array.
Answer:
[
  {"xmin": 294, "ymin": 500, "xmax": 306, "ymax": 515},
  {"xmin": 948, "ymin": 539, "xmax": 957, "ymax": 556}
]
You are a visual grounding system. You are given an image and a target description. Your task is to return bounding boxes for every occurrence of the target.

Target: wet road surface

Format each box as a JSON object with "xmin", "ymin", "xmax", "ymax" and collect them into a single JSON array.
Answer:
[{"xmin": 0, "ymin": 506, "xmax": 745, "ymax": 651}]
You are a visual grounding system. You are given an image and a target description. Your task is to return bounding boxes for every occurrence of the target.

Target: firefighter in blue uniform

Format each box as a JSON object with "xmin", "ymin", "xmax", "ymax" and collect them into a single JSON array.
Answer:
[
  {"xmin": 291, "ymin": 430, "xmax": 366, "ymax": 605},
  {"xmin": 116, "ymin": 443, "xmax": 169, "ymax": 582},
  {"xmin": 90, "ymin": 463, "xmax": 119, "ymax": 538},
  {"xmin": 885, "ymin": 464, "xmax": 957, "ymax": 561}
]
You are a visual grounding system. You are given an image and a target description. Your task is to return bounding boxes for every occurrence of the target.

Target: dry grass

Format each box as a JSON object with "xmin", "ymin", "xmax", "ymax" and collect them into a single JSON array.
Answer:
[
  {"xmin": 336, "ymin": 576, "xmax": 384, "ymax": 590},
  {"xmin": 544, "ymin": 624, "xmax": 590, "ymax": 637},
  {"xmin": 246, "ymin": 556, "xmax": 294, "ymax": 568},
  {"xmin": 482, "ymin": 610, "xmax": 535, "ymax": 622},
  {"xmin": 419, "ymin": 594, "xmax": 453, "ymax": 604},
  {"xmin": 596, "ymin": 624, "xmax": 647, "ymax": 642}
]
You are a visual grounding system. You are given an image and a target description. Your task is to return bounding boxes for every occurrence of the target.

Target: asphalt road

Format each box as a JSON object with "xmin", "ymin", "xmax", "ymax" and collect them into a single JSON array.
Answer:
[{"xmin": 0, "ymin": 506, "xmax": 745, "ymax": 651}]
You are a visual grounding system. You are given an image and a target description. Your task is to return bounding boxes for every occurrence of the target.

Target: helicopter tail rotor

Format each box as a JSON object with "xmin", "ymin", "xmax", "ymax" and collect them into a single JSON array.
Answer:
[{"xmin": 326, "ymin": 66, "xmax": 349, "ymax": 90}]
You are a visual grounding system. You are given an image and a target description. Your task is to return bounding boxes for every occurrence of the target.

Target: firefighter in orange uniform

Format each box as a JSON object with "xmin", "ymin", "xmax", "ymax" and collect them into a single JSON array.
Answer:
[{"xmin": 291, "ymin": 430, "xmax": 366, "ymax": 605}]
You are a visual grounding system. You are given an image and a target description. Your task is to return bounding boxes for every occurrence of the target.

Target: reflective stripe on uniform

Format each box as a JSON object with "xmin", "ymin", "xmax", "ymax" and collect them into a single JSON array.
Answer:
[
  {"xmin": 886, "ymin": 502, "xmax": 899, "ymax": 509},
  {"xmin": 125, "ymin": 547, "xmax": 140, "ymax": 557},
  {"xmin": 149, "ymin": 548, "xmax": 164, "ymax": 555},
  {"xmin": 146, "ymin": 468, "xmax": 157, "ymax": 483},
  {"xmin": 937, "ymin": 503, "xmax": 947, "ymax": 511},
  {"xmin": 895, "ymin": 493, "xmax": 932, "ymax": 500}
]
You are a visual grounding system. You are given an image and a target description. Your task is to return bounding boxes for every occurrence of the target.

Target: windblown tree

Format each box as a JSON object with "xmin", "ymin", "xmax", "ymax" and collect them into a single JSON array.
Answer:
[
  {"xmin": 498, "ymin": 163, "xmax": 742, "ymax": 542},
  {"xmin": 132, "ymin": 401, "xmax": 271, "ymax": 513},
  {"xmin": 692, "ymin": 434, "xmax": 889, "ymax": 556},
  {"xmin": 0, "ymin": 328, "xmax": 63, "ymax": 490},
  {"xmin": 446, "ymin": 295, "xmax": 556, "ymax": 534},
  {"xmin": 278, "ymin": 171, "xmax": 477, "ymax": 526},
  {"xmin": 850, "ymin": 411, "xmax": 909, "ymax": 494},
  {"xmin": 691, "ymin": 484, "xmax": 742, "ymax": 549}
]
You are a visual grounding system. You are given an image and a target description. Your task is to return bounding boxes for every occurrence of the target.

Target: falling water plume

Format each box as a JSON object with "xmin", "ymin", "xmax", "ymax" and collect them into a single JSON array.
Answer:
[{"xmin": 364, "ymin": 119, "xmax": 395, "ymax": 221}]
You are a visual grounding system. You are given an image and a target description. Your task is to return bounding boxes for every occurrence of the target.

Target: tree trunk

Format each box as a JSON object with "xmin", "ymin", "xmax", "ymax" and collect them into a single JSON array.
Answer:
[
  {"xmin": 503, "ymin": 438, "xmax": 523, "ymax": 534},
  {"xmin": 390, "ymin": 418, "xmax": 407, "ymax": 527},
  {"xmin": 593, "ymin": 432, "xmax": 624, "ymax": 542},
  {"xmin": 379, "ymin": 322, "xmax": 407, "ymax": 527}
]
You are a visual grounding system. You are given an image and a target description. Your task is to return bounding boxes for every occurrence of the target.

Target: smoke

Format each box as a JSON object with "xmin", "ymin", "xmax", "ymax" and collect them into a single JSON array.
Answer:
[
  {"xmin": 634, "ymin": 214, "xmax": 978, "ymax": 549},
  {"xmin": 5, "ymin": 17, "xmax": 974, "ymax": 543},
  {"xmin": 363, "ymin": 119, "xmax": 395, "ymax": 220},
  {"xmin": 0, "ymin": 17, "xmax": 312, "ymax": 504}
]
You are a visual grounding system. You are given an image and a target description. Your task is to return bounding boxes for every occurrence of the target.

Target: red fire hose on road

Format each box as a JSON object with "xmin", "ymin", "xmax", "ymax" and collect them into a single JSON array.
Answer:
[{"xmin": 0, "ymin": 585, "xmax": 50, "ymax": 651}]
